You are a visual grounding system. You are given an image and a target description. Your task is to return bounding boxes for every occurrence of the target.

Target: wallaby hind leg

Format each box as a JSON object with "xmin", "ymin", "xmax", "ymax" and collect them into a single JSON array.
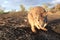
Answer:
[
  {"xmin": 31, "ymin": 24, "xmax": 36, "ymax": 32},
  {"xmin": 35, "ymin": 22, "xmax": 40, "ymax": 30},
  {"xmin": 40, "ymin": 27, "xmax": 47, "ymax": 31},
  {"xmin": 35, "ymin": 25, "xmax": 40, "ymax": 29}
]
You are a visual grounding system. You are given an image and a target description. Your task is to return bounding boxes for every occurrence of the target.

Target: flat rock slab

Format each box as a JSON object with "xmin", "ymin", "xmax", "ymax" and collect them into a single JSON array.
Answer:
[{"xmin": 0, "ymin": 25, "xmax": 60, "ymax": 40}]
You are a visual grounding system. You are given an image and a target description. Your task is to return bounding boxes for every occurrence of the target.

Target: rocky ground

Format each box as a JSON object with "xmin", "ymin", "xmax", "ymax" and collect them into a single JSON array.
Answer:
[{"xmin": 0, "ymin": 13, "xmax": 60, "ymax": 40}]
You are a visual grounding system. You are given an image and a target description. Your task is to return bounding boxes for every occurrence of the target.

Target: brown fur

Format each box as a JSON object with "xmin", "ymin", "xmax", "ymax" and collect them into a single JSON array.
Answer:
[{"xmin": 28, "ymin": 6, "xmax": 47, "ymax": 32}]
